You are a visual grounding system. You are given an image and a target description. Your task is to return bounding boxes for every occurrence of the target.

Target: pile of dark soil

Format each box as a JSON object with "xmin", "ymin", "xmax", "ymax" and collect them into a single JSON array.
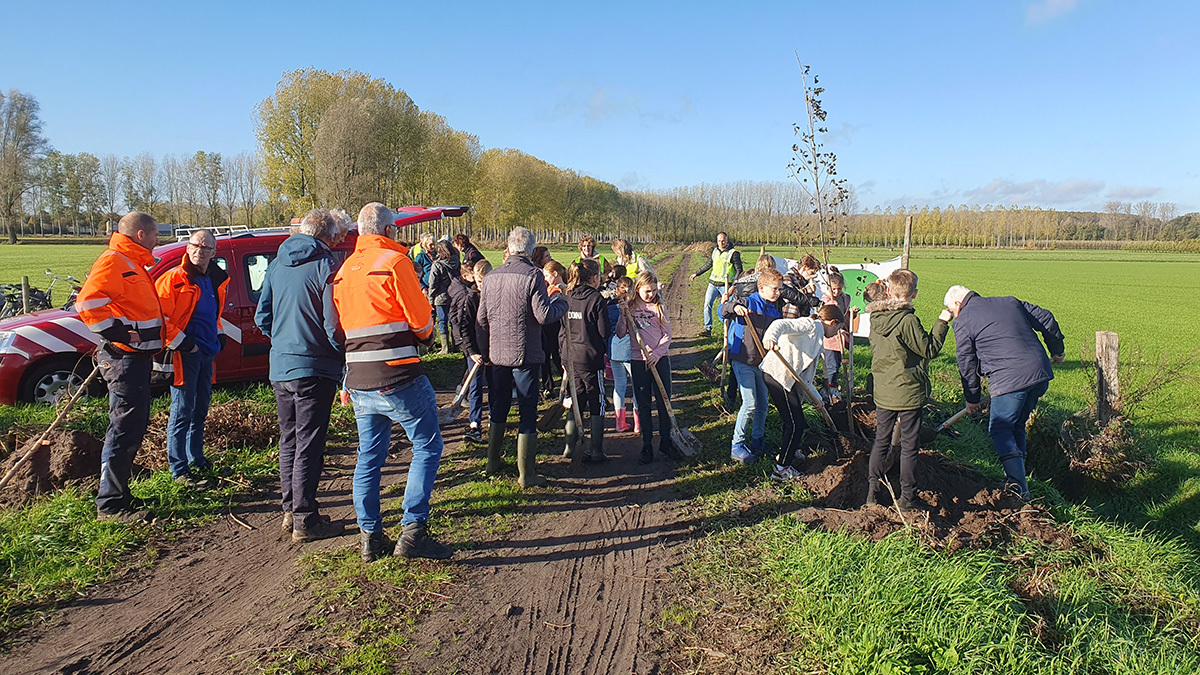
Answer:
[
  {"xmin": 794, "ymin": 397, "xmax": 1074, "ymax": 552},
  {"xmin": 0, "ymin": 429, "xmax": 103, "ymax": 504},
  {"xmin": 139, "ymin": 400, "xmax": 279, "ymax": 470}
]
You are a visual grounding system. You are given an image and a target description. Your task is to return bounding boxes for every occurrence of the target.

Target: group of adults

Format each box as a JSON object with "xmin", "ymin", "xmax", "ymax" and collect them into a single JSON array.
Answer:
[{"xmin": 687, "ymin": 232, "xmax": 1065, "ymax": 499}]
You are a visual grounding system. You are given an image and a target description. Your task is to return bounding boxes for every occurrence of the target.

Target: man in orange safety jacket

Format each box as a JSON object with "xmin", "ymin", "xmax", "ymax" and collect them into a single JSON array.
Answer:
[
  {"xmin": 332, "ymin": 202, "xmax": 452, "ymax": 563},
  {"xmin": 155, "ymin": 228, "xmax": 229, "ymax": 486},
  {"xmin": 75, "ymin": 211, "xmax": 163, "ymax": 522}
]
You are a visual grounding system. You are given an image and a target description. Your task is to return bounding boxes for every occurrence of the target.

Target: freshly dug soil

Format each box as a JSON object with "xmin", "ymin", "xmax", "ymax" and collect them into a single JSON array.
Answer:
[{"xmin": 0, "ymin": 430, "xmax": 102, "ymax": 505}]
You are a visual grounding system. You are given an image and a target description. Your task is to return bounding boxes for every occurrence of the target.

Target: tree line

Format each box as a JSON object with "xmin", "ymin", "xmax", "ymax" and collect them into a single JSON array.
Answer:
[{"xmin": 3, "ymin": 79, "xmax": 1198, "ymax": 248}]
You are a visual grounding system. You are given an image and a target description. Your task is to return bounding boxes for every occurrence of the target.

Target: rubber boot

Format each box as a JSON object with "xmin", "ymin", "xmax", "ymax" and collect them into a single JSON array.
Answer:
[
  {"xmin": 517, "ymin": 433, "xmax": 547, "ymax": 488},
  {"xmin": 563, "ymin": 418, "xmax": 579, "ymax": 458},
  {"xmin": 587, "ymin": 415, "xmax": 607, "ymax": 462},
  {"xmin": 633, "ymin": 409, "xmax": 641, "ymax": 434},
  {"xmin": 486, "ymin": 423, "xmax": 507, "ymax": 476},
  {"xmin": 439, "ymin": 330, "xmax": 451, "ymax": 355},
  {"xmin": 615, "ymin": 408, "xmax": 631, "ymax": 433}
]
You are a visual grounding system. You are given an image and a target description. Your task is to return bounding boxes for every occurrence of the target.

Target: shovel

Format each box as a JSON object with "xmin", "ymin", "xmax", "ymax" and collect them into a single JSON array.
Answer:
[
  {"xmin": 620, "ymin": 304, "xmax": 702, "ymax": 457},
  {"xmin": 537, "ymin": 373, "xmax": 570, "ymax": 432},
  {"xmin": 882, "ymin": 404, "xmax": 977, "ymax": 472},
  {"xmin": 437, "ymin": 360, "xmax": 482, "ymax": 425}
]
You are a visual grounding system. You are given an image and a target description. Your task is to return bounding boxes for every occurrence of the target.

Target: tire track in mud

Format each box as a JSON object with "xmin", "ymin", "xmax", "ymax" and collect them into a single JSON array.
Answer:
[{"xmin": 400, "ymin": 252, "xmax": 701, "ymax": 675}]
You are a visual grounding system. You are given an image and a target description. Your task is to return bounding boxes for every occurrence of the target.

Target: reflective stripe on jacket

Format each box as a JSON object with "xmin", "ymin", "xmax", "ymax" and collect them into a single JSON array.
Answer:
[
  {"xmin": 155, "ymin": 262, "xmax": 229, "ymax": 386},
  {"xmin": 332, "ymin": 235, "xmax": 434, "ymax": 391},
  {"xmin": 75, "ymin": 232, "xmax": 164, "ymax": 353}
]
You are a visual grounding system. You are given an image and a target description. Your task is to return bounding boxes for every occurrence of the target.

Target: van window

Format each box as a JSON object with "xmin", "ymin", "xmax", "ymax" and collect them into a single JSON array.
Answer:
[{"xmin": 244, "ymin": 254, "xmax": 275, "ymax": 304}]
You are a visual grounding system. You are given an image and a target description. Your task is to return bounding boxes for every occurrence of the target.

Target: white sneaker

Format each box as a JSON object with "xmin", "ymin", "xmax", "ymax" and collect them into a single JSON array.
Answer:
[{"xmin": 772, "ymin": 464, "xmax": 802, "ymax": 482}]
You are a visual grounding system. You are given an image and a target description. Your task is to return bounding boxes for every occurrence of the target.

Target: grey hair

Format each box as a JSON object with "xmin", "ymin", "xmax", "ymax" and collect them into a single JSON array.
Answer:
[
  {"xmin": 298, "ymin": 208, "xmax": 335, "ymax": 240},
  {"xmin": 944, "ymin": 285, "xmax": 971, "ymax": 308},
  {"xmin": 420, "ymin": 232, "xmax": 435, "ymax": 244},
  {"xmin": 188, "ymin": 228, "xmax": 215, "ymax": 246},
  {"xmin": 357, "ymin": 202, "xmax": 394, "ymax": 236},
  {"xmin": 329, "ymin": 209, "xmax": 352, "ymax": 238},
  {"xmin": 507, "ymin": 226, "xmax": 535, "ymax": 257}
]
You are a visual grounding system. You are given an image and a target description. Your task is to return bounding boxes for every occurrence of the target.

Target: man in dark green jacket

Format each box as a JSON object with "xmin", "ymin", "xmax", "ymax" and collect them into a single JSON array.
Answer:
[{"xmin": 864, "ymin": 269, "xmax": 951, "ymax": 510}]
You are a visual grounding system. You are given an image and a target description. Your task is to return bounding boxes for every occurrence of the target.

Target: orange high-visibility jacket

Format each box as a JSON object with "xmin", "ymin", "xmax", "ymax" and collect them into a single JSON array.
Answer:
[
  {"xmin": 332, "ymin": 235, "xmax": 434, "ymax": 391},
  {"xmin": 75, "ymin": 233, "xmax": 165, "ymax": 353},
  {"xmin": 154, "ymin": 262, "xmax": 230, "ymax": 386}
]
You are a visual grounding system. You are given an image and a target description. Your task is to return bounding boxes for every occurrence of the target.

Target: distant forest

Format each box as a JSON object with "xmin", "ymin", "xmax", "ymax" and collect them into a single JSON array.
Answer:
[{"xmin": 3, "ymin": 74, "xmax": 1197, "ymax": 250}]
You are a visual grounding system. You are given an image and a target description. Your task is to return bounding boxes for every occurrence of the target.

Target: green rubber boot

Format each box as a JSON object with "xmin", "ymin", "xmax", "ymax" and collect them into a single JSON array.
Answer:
[
  {"xmin": 486, "ymin": 422, "xmax": 507, "ymax": 476},
  {"xmin": 586, "ymin": 415, "xmax": 607, "ymax": 462},
  {"xmin": 562, "ymin": 418, "xmax": 579, "ymax": 458},
  {"xmin": 517, "ymin": 433, "xmax": 547, "ymax": 488}
]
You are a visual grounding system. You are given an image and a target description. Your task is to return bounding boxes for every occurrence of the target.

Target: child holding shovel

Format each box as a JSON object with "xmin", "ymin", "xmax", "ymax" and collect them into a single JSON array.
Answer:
[
  {"xmin": 449, "ymin": 259, "xmax": 492, "ymax": 442},
  {"xmin": 616, "ymin": 270, "xmax": 679, "ymax": 464},
  {"xmin": 864, "ymin": 269, "xmax": 951, "ymax": 510},
  {"xmin": 608, "ymin": 276, "xmax": 636, "ymax": 433},
  {"xmin": 559, "ymin": 260, "xmax": 611, "ymax": 462},
  {"xmin": 760, "ymin": 304, "xmax": 844, "ymax": 480},
  {"xmin": 719, "ymin": 268, "xmax": 784, "ymax": 465}
]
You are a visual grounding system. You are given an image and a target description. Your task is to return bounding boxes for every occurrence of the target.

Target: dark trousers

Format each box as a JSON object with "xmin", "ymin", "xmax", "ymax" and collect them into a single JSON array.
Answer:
[
  {"xmin": 631, "ymin": 357, "xmax": 672, "ymax": 452},
  {"xmin": 869, "ymin": 407, "xmax": 922, "ymax": 500},
  {"xmin": 464, "ymin": 356, "xmax": 488, "ymax": 426},
  {"xmin": 540, "ymin": 321, "xmax": 562, "ymax": 395},
  {"xmin": 274, "ymin": 377, "xmax": 337, "ymax": 529},
  {"xmin": 489, "ymin": 365, "xmax": 540, "ymax": 434},
  {"xmin": 96, "ymin": 349, "xmax": 153, "ymax": 513},
  {"xmin": 764, "ymin": 372, "xmax": 808, "ymax": 466},
  {"xmin": 567, "ymin": 365, "xmax": 602, "ymax": 421}
]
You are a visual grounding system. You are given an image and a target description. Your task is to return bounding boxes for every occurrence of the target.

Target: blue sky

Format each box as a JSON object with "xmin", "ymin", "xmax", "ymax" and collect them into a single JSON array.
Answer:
[{"xmin": 4, "ymin": 0, "xmax": 1197, "ymax": 212}]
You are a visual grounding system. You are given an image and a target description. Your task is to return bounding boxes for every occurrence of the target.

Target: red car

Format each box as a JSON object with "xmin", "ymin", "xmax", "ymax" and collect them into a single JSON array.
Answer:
[{"xmin": 0, "ymin": 206, "xmax": 466, "ymax": 405}]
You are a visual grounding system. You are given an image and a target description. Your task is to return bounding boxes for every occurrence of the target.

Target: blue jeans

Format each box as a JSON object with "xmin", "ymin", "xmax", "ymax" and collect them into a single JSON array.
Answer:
[
  {"xmin": 349, "ymin": 376, "xmax": 444, "ymax": 533},
  {"xmin": 989, "ymin": 380, "xmax": 1049, "ymax": 495},
  {"xmin": 731, "ymin": 360, "xmax": 768, "ymax": 449},
  {"xmin": 703, "ymin": 283, "xmax": 722, "ymax": 331},
  {"xmin": 435, "ymin": 304, "xmax": 449, "ymax": 335},
  {"xmin": 611, "ymin": 360, "xmax": 632, "ymax": 413},
  {"xmin": 167, "ymin": 351, "xmax": 214, "ymax": 477},
  {"xmin": 488, "ymin": 365, "xmax": 540, "ymax": 434}
]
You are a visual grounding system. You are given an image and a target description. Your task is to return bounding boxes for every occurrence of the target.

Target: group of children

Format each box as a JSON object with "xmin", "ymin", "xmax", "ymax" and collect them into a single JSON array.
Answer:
[
  {"xmin": 722, "ymin": 256, "xmax": 953, "ymax": 509},
  {"xmin": 447, "ymin": 248, "xmax": 682, "ymax": 467},
  {"xmin": 448, "ymin": 239, "xmax": 953, "ymax": 509}
]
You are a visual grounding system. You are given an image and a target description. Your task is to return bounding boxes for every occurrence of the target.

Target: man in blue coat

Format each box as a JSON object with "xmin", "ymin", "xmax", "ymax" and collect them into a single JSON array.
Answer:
[{"xmin": 944, "ymin": 285, "xmax": 1065, "ymax": 499}]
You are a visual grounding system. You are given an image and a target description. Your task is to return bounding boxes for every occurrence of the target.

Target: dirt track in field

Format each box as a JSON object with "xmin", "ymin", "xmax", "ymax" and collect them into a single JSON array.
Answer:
[{"xmin": 0, "ymin": 252, "xmax": 703, "ymax": 675}]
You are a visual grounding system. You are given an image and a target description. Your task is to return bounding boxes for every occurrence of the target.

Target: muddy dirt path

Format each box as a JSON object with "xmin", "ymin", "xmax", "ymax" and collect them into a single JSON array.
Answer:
[{"xmin": 1, "ymin": 252, "xmax": 705, "ymax": 675}]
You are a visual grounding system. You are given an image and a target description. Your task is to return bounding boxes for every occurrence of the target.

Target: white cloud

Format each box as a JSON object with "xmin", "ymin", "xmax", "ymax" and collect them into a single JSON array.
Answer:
[
  {"xmin": 550, "ymin": 82, "xmax": 692, "ymax": 126},
  {"xmin": 962, "ymin": 178, "xmax": 1105, "ymax": 205},
  {"xmin": 1026, "ymin": 0, "xmax": 1078, "ymax": 25},
  {"xmin": 617, "ymin": 171, "xmax": 652, "ymax": 190},
  {"xmin": 1106, "ymin": 185, "xmax": 1161, "ymax": 200}
]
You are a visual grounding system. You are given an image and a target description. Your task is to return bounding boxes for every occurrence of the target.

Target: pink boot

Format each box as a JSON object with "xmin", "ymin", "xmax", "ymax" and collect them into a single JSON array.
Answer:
[
  {"xmin": 615, "ymin": 408, "xmax": 632, "ymax": 432},
  {"xmin": 633, "ymin": 411, "xmax": 642, "ymax": 434}
]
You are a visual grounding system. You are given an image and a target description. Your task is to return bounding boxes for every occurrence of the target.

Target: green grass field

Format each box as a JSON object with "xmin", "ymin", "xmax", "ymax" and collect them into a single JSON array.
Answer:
[{"xmin": 0, "ymin": 244, "xmax": 108, "ymax": 289}]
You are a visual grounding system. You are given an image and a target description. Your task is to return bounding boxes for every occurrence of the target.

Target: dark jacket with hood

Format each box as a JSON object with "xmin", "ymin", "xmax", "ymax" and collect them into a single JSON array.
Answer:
[
  {"xmin": 732, "ymin": 272, "xmax": 816, "ymax": 317},
  {"xmin": 478, "ymin": 254, "xmax": 568, "ymax": 367},
  {"xmin": 866, "ymin": 297, "xmax": 949, "ymax": 411},
  {"xmin": 448, "ymin": 275, "xmax": 482, "ymax": 357},
  {"xmin": 428, "ymin": 253, "xmax": 461, "ymax": 307},
  {"xmin": 952, "ymin": 291, "xmax": 1064, "ymax": 404},
  {"xmin": 254, "ymin": 233, "xmax": 345, "ymax": 382},
  {"xmin": 558, "ymin": 284, "xmax": 611, "ymax": 371},
  {"xmin": 719, "ymin": 292, "xmax": 781, "ymax": 367}
]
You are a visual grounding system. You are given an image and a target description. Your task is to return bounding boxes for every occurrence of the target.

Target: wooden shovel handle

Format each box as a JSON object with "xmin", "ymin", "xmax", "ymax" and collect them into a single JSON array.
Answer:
[
  {"xmin": 620, "ymin": 305, "xmax": 679, "ymax": 425},
  {"xmin": 450, "ymin": 361, "xmax": 482, "ymax": 407}
]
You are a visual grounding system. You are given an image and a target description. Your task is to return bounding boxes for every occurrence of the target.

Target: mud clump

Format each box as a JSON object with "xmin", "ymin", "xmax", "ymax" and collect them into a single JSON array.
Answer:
[
  {"xmin": 0, "ymin": 430, "xmax": 103, "ymax": 504},
  {"xmin": 139, "ymin": 400, "xmax": 280, "ymax": 471}
]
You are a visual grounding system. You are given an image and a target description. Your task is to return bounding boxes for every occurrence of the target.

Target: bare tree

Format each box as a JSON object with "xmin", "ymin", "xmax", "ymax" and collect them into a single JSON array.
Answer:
[
  {"xmin": 100, "ymin": 153, "xmax": 122, "ymax": 234},
  {"xmin": 221, "ymin": 155, "xmax": 241, "ymax": 227},
  {"xmin": 787, "ymin": 57, "xmax": 848, "ymax": 267},
  {"xmin": 121, "ymin": 152, "xmax": 161, "ymax": 216},
  {"xmin": 161, "ymin": 154, "xmax": 187, "ymax": 225},
  {"xmin": 235, "ymin": 152, "xmax": 264, "ymax": 227},
  {"xmin": 0, "ymin": 89, "xmax": 51, "ymax": 243}
]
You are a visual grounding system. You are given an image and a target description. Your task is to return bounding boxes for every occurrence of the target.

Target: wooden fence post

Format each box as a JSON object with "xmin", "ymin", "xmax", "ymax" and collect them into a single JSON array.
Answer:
[
  {"xmin": 21, "ymin": 276, "xmax": 30, "ymax": 314},
  {"xmin": 901, "ymin": 216, "xmax": 913, "ymax": 269},
  {"xmin": 1096, "ymin": 331, "xmax": 1119, "ymax": 425}
]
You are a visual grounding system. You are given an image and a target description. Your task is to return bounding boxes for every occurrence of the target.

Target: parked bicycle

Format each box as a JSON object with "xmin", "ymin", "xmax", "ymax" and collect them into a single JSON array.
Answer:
[{"xmin": 0, "ymin": 269, "xmax": 82, "ymax": 318}]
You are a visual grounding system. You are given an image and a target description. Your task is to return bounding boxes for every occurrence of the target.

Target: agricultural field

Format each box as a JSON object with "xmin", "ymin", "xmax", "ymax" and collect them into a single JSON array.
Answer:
[
  {"xmin": 0, "ymin": 244, "xmax": 107, "ymax": 289},
  {"xmin": 1, "ymin": 243, "xmax": 1199, "ymax": 673}
]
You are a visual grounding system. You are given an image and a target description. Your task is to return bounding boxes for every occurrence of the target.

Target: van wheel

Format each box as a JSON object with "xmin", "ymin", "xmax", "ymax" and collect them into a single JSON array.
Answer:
[{"xmin": 19, "ymin": 355, "xmax": 99, "ymax": 405}]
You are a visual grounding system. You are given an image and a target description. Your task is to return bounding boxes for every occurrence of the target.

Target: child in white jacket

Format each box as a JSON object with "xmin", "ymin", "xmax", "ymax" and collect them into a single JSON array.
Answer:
[{"xmin": 760, "ymin": 304, "xmax": 845, "ymax": 480}]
